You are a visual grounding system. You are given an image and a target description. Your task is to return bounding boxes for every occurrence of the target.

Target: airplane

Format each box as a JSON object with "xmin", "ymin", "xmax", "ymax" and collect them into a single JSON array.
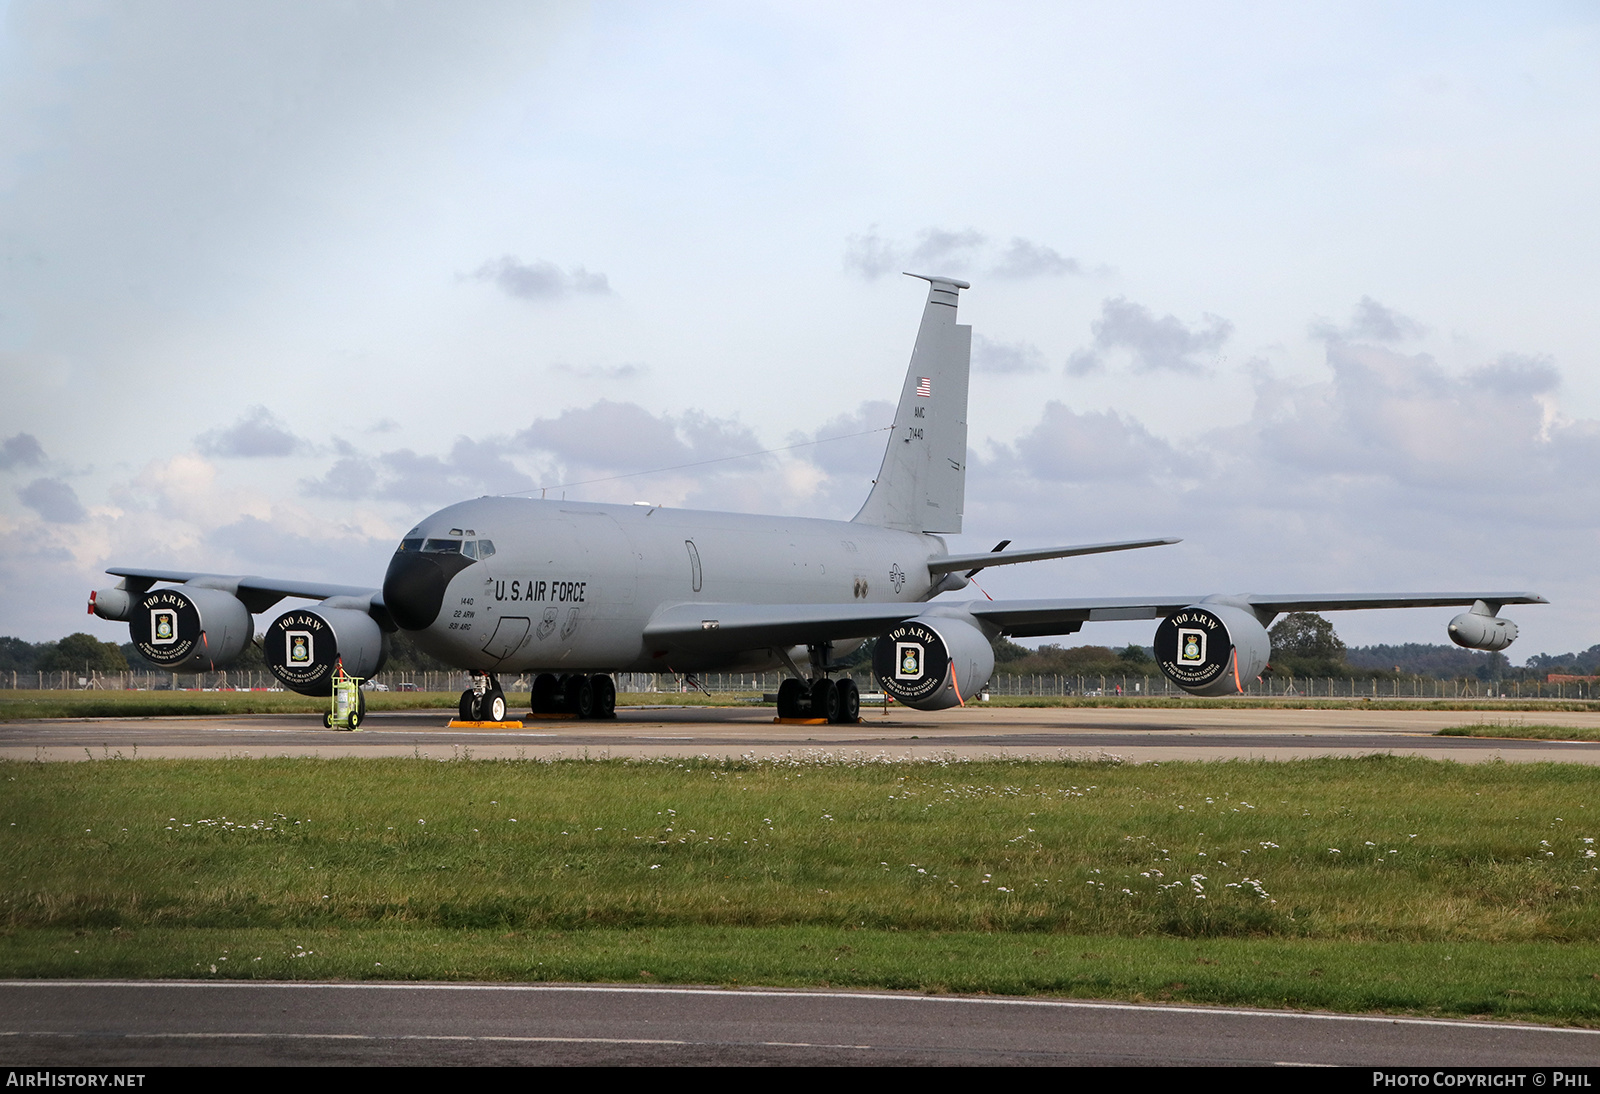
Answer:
[{"xmin": 87, "ymin": 274, "xmax": 1545, "ymax": 725}]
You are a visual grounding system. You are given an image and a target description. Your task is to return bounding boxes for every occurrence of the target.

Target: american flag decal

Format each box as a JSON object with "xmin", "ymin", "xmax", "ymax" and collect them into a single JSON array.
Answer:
[{"xmin": 915, "ymin": 377, "xmax": 932, "ymax": 397}]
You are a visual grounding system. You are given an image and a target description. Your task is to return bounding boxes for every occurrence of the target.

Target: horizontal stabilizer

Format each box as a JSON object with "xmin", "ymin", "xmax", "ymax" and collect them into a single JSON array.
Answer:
[{"xmin": 928, "ymin": 538, "xmax": 1180, "ymax": 576}]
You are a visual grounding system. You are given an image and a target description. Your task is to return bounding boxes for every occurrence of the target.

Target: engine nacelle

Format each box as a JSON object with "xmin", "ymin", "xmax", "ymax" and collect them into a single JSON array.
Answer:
[
  {"xmin": 872, "ymin": 613, "xmax": 994, "ymax": 711},
  {"xmin": 90, "ymin": 584, "xmax": 140, "ymax": 621},
  {"xmin": 1154, "ymin": 602, "xmax": 1271, "ymax": 697},
  {"xmin": 129, "ymin": 586, "xmax": 253, "ymax": 671},
  {"xmin": 264, "ymin": 602, "xmax": 386, "ymax": 695},
  {"xmin": 1447, "ymin": 601, "xmax": 1518, "ymax": 652}
]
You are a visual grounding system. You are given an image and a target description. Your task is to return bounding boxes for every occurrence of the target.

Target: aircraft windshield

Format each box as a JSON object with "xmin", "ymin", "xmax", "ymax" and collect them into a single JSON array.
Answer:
[{"xmin": 413, "ymin": 537, "xmax": 493, "ymax": 558}]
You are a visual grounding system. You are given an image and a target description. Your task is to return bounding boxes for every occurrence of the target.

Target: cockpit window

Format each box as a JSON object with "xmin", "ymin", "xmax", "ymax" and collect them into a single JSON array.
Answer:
[
  {"xmin": 398, "ymin": 538, "xmax": 424, "ymax": 552},
  {"xmin": 462, "ymin": 540, "xmax": 479, "ymax": 560},
  {"xmin": 478, "ymin": 539, "xmax": 495, "ymax": 558},
  {"xmin": 422, "ymin": 538, "xmax": 464, "ymax": 554}
]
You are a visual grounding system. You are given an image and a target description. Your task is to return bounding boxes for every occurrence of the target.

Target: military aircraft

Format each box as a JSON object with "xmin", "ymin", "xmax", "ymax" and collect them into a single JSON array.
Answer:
[{"xmin": 88, "ymin": 274, "xmax": 1544, "ymax": 723}]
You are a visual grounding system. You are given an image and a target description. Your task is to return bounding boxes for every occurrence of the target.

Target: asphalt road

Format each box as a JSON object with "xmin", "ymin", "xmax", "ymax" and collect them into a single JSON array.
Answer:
[
  {"xmin": 3, "ymin": 981, "xmax": 1598, "ymax": 1067},
  {"xmin": 4, "ymin": 704, "xmax": 1599, "ymax": 763}
]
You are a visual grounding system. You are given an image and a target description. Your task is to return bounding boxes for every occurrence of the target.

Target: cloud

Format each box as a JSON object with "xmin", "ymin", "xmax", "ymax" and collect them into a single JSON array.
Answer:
[
  {"xmin": 19, "ymin": 477, "xmax": 88, "ymax": 523},
  {"xmin": 1311, "ymin": 296, "xmax": 1426, "ymax": 342},
  {"xmin": 206, "ymin": 515, "xmax": 395, "ymax": 583},
  {"xmin": 842, "ymin": 228, "xmax": 900, "ymax": 280},
  {"xmin": 515, "ymin": 400, "xmax": 762, "ymax": 477},
  {"xmin": 470, "ymin": 256, "xmax": 612, "ymax": 300},
  {"xmin": 1067, "ymin": 297, "xmax": 1233, "ymax": 375},
  {"xmin": 990, "ymin": 237, "xmax": 1081, "ymax": 278},
  {"xmin": 550, "ymin": 362, "xmax": 648, "ymax": 380},
  {"xmin": 299, "ymin": 401, "xmax": 764, "ymax": 505},
  {"xmin": 843, "ymin": 228, "xmax": 1083, "ymax": 282},
  {"xmin": 1469, "ymin": 353, "xmax": 1559, "ymax": 396},
  {"xmin": 303, "ymin": 436, "xmax": 534, "ymax": 505},
  {"xmin": 1005, "ymin": 403, "xmax": 1186, "ymax": 483},
  {"xmin": 1249, "ymin": 341, "xmax": 1574, "ymax": 492},
  {"xmin": 196, "ymin": 406, "xmax": 301, "ymax": 458},
  {"xmin": 786, "ymin": 401, "xmax": 895, "ymax": 476},
  {"xmin": 0, "ymin": 434, "xmax": 46, "ymax": 470},
  {"xmin": 906, "ymin": 228, "xmax": 986, "ymax": 272},
  {"xmin": 301, "ymin": 454, "xmax": 380, "ymax": 500},
  {"xmin": 972, "ymin": 333, "xmax": 1047, "ymax": 374}
]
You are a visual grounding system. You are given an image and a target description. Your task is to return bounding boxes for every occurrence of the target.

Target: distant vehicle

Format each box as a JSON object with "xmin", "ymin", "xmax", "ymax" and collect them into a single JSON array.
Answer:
[
  {"xmin": 89, "ymin": 275, "xmax": 1545, "ymax": 724},
  {"xmin": 395, "ymin": 682, "xmax": 420, "ymax": 692}
]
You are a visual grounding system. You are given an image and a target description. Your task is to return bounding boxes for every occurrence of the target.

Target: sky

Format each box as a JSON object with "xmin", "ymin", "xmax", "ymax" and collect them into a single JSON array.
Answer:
[{"xmin": 1, "ymin": 1, "xmax": 1598, "ymax": 659}]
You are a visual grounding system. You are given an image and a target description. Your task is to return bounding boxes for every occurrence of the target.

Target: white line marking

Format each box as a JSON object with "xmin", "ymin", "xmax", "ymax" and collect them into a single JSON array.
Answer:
[{"xmin": 0, "ymin": 1031, "xmax": 875, "ymax": 1050}]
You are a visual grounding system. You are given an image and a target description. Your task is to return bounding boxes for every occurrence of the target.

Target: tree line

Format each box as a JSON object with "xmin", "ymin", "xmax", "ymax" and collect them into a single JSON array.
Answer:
[
  {"xmin": 3, "ymin": 613, "xmax": 1594, "ymax": 683},
  {"xmin": 0, "ymin": 631, "xmax": 457, "ymax": 677}
]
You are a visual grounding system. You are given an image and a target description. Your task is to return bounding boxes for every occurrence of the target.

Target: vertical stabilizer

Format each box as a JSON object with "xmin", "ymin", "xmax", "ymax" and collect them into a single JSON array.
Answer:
[{"xmin": 852, "ymin": 274, "xmax": 972, "ymax": 534}]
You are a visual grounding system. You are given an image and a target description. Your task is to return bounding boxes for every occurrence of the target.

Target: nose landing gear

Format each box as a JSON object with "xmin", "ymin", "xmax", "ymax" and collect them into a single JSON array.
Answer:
[{"xmin": 459, "ymin": 672, "xmax": 508, "ymax": 722}]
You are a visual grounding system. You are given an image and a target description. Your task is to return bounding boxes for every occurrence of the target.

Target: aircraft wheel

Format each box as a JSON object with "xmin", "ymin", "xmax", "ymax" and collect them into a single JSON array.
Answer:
[
  {"xmin": 358, "ymin": 691, "xmax": 368, "ymax": 721},
  {"xmin": 484, "ymin": 688, "xmax": 507, "ymax": 723},
  {"xmin": 835, "ymin": 678, "xmax": 860, "ymax": 723},
  {"xmin": 776, "ymin": 678, "xmax": 806, "ymax": 719},
  {"xmin": 458, "ymin": 688, "xmax": 477, "ymax": 721},
  {"xmin": 591, "ymin": 674, "xmax": 617, "ymax": 719},
  {"xmin": 811, "ymin": 678, "xmax": 840, "ymax": 723},
  {"xmin": 531, "ymin": 673, "xmax": 561, "ymax": 714},
  {"xmin": 564, "ymin": 674, "xmax": 595, "ymax": 718}
]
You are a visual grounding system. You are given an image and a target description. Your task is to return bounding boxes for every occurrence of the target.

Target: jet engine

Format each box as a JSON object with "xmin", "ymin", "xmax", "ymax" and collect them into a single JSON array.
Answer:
[
  {"xmin": 1153, "ymin": 602, "xmax": 1270, "ymax": 697},
  {"xmin": 872, "ymin": 613, "xmax": 994, "ymax": 711},
  {"xmin": 264, "ymin": 600, "xmax": 387, "ymax": 695},
  {"xmin": 1447, "ymin": 601, "xmax": 1518, "ymax": 652},
  {"xmin": 128, "ymin": 586, "xmax": 253, "ymax": 671}
]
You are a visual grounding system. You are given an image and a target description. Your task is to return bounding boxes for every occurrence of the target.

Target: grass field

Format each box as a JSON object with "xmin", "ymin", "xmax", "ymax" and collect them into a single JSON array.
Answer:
[
  {"xmin": 3, "ymin": 689, "xmax": 1597, "ymax": 721},
  {"xmin": 1439, "ymin": 723, "xmax": 1600, "ymax": 742},
  {"xmin": 3, "ymin": 754, "xmax": 1599, "ymax": 1023}
]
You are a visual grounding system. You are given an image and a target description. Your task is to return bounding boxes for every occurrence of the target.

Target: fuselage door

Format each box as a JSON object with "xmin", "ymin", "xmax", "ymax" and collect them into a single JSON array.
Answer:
[{"xmin": 481, "ymin": 616, "xmax": 531, "ymax": 661}]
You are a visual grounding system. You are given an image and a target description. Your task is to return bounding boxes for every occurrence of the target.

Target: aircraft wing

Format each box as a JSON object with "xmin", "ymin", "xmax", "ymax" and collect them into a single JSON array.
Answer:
[
  {"xmin": 644, "ymin": 591, "xmax": 1548, "ymax": 651},
  {"xmin": 967, "ymin": 591, "xmax": 1548, "ymax": 639},
  {"xmin": 644, "ymin": 601, "xmax": 930, "ymax": 653},
  {"xmin": 106, "ymin": 567, "xmax": 381, "ymax": 614}
]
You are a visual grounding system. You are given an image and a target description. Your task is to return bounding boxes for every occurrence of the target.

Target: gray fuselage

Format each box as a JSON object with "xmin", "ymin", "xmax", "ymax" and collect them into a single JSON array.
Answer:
[{"xmin": 395, "ymin": 496, "xmax": 948, "ymax": 674}]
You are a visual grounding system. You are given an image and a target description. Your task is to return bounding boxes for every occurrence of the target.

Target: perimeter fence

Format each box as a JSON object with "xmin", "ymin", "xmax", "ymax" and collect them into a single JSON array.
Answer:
[{"xmin": 4, "ymin": 668, "xmax": 1594, "ymax": 702}]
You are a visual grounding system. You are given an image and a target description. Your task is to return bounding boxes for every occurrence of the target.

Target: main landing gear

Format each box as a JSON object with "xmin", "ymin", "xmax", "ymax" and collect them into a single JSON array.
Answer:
[
  {"xmin": 776, "ymin": 676, "xmax": 860, "ymax": 724},
  {"xmin": 530, "ymin": 671, "xmax": 617, "ymax": 719}
]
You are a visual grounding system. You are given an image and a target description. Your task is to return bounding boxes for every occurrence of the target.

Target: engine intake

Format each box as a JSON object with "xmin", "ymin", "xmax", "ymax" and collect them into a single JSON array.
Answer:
[
  {"xmin": 1154, "ymin": 603, "xmax": 1270, "ymax": 697},
  {"xmin": 1447, "ymin": 601, "xmax": 1518, "ymax": 652},
  {"xmin": 129, "ymin": 586, "xmax": 253, "ymax": 671},
  {"xmin": 872, "ymin": 613, "xmax": 994, "ymax": 711},
  {"xmin": 264, "ymin": 602, "xmax": 386, "ymax": 695}
]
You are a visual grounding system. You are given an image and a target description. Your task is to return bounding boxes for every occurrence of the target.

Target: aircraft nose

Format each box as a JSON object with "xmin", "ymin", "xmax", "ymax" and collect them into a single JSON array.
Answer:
[{"xmin": 382, "ymin": 548, "xmax": 476, "ymax": 631}]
